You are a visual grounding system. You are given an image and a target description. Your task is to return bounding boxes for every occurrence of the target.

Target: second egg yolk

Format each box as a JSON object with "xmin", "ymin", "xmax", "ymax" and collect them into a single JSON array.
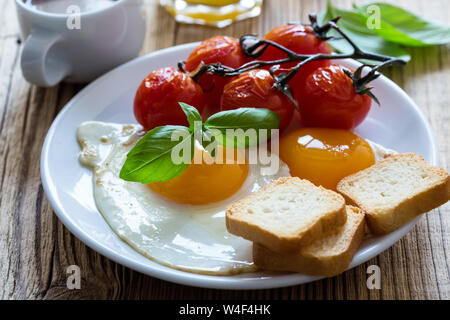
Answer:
[
  {"xmin": 148, "ymin": 145, "xmax": 249, "ymax": 205},
  {"xmin": 279, "ymin": 128, "xmax": 375, "ymax": 190}
]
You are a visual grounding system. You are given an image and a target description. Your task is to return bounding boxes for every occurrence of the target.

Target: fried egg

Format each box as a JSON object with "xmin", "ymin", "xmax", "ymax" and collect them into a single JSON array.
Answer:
[
  {"xmin": 77, "ymin": 122, "xmax": 394, "ymax": 275},
  {"xmin": 77, "ymin": 121, "xmax": 290, "ymax": 275}
]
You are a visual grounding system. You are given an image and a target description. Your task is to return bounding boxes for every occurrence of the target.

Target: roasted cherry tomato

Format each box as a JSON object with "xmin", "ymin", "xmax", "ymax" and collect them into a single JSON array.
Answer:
[
  {"xmin": 185, "ymin": 36, "xmax": 248, "ymax": 112},
  {"xmin": 134, "ymin": 67, "xmax": 205, "ymax": 131},
  {"xmin": 260, "ymin": 24, "xmax": 332, "ymax": 101},
  {"xmin": 220, "ymin": 69, "xmax": 295, "ymax": 132},
  {"xmin": 297, "ymin": 64, "xmax": 372, "ymax": 130}
]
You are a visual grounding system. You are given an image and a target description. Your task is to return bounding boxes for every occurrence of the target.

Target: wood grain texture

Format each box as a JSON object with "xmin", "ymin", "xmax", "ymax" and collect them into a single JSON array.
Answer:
[{"xmin": 0, "ymin": 0, "xmax": 449, "ymax": 300}]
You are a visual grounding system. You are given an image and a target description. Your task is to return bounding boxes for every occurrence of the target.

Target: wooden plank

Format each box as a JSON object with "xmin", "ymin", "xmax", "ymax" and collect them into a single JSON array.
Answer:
[{"xmin": 0, "ymin": 0, "xmax": 449, "ymax": 299}]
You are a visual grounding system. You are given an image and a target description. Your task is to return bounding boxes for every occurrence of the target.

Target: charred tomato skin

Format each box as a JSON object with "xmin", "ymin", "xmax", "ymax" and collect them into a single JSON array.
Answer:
[
  {"xmin": 134, "ymin": 67, "xmax": 205, "ymax": 131},
  {"xmin": 220, "ymin": 69, "xmax": 295, "ymax": 132},
  {"xmin": 297, "ymin": 64, "xmax": 372, "ymax": 130},
  {"xmin": 260, "ymin": 24, "xmax": 332, "ymax": 103},
  {"xmin": 185, "ymin": 36, "xmax": 248, "ymax": 111}
]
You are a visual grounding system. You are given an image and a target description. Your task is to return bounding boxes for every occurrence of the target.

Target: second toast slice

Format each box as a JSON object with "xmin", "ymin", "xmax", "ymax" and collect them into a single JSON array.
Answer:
[
  {"xmin": 253, "ymin": 205, "xmax": 366, "ymax": 277},
  {"xmin": 226, "ymin": 177, "xmax": 346, "ymax": 253}
]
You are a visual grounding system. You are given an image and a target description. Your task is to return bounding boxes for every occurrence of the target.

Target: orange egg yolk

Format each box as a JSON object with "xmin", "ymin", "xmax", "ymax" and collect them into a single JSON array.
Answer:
[
  {"xmin": 279, "ymin": 128, "xmax": 375, "ymax": 190},
  {"xmin": 148, "ymin": 146, "xmax": 249, "ymax": 205}
]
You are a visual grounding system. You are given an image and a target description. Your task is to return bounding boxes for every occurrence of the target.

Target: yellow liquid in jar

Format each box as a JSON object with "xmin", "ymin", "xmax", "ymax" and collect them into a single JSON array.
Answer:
[
  {"xmin": 184, "ymin": 9, "xmax": 243, "ymax": 23},
  {"xmin": 160, "ymin": 0, "xmax": 263, "ymax": 28},
  {"xmin": 185, "ymin": 0, "xmax": 240, "ymax": 5}
]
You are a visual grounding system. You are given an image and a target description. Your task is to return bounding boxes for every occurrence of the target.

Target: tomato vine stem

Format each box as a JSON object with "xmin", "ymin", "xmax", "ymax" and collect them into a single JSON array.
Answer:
[{"xmin": 180, "ymin": 14, "xmax": 407, "ymax": 104}]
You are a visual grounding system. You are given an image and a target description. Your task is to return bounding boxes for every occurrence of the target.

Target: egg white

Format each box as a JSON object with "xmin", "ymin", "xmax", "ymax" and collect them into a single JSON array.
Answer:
[
  {"xmin": 77, "ymin": 121, "xmax": 395, "ymax": 275},
  {"xmin": 77, "ymin": 121, "xmax": 290, "ymax": 275},
  {"xmin": 367, "ymin": 139, "xmax": 397, "ymax": 161}
]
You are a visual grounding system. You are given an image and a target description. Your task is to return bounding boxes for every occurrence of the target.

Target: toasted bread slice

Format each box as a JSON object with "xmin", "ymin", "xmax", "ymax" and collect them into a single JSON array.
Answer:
[
  {"xmin": 337, "ymin": 153, "xmax": 450, "ymax": 234},
  {"xmin": 253, "ymin": 205, "xmax": 365, "ymax": 277},
  {"xmin": 226, "ymin": 177, "xmax": 346, "ymax": 253}
]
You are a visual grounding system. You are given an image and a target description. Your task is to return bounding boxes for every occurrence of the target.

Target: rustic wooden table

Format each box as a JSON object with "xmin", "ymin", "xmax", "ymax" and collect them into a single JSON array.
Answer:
[{"xmin": 0, "ymin": 0, "xmax": 449, "ymax": 300}]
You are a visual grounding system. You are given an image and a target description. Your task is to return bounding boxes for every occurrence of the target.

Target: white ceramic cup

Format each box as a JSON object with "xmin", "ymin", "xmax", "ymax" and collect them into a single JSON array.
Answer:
[{"xmin": 15, "ymin": 0, "xmax": 146, "ymax": 87}]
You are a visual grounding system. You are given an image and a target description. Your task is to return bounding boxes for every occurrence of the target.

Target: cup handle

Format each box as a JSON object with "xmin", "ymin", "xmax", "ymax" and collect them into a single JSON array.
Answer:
[{"xmin": 21, "ymin": 29, "xmax": 71, "ymax": 87}]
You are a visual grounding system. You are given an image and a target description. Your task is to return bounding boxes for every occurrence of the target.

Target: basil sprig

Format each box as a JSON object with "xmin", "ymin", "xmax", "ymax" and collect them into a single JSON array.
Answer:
[
  {"xmin": 319, "ymin": 0, "xmax": 411, "ymax": 62},
  {"xmin": 354, "ymin": 2, "xmax": 450, "ymax": 47},
  {"xmin": 319, "ymin": 1, "xmax": 450, "ymax": 63},
  {"xmin": 119, "ymin": 103, "xmax": 279, "ymax": 184}
]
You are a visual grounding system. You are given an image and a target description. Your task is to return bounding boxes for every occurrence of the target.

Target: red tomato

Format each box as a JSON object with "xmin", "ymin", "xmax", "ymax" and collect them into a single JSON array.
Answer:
[
  {"xmin": 260, "ymin": 24, "xmax": 332, "ymax": 101},
  {"xmin": 297, "ymin": 64, "xmax": 372, "ymax": 130},
  {"xmin": 134, "ymin": 67, "xmax": 205, "ymax": 131},
  {"xmin": 185, "ymin": 36, "xmax": 248, "ymax": 112},
  {"xmin": 220, "ymin": 69, "xmax": 295, "ymax": 132}
]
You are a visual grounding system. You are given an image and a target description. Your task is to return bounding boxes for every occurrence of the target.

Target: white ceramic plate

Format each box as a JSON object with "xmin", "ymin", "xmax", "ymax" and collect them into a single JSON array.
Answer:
[{"xmin": 41, "ymin": 43, "xmax": 439, "ymax": 290}]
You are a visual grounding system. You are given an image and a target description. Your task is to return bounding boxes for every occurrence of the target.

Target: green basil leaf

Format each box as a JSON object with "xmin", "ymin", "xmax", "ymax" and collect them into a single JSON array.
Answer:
[
  {"xmin": 121, "ymin": 108, "xmax": 280, "ymax": 183},
  {"xmin": 318, "ymin": 0, "xmax": 411, "ymax": 63},
  {"xmin": 205, "ymin": 108, "xmax": 280, "ymax": 130},
  {"xmin": 179, "ymin": 102, "xmax": 202, "ymax": 129},
  {"xmin": 354, "ymin": 2, "xmax": 450, "ymax": 47},
  {"xmin": 204, "ymin": 108, "xmax": 280, "ymax": 148},
  {"xmin": 120, "ymin": 125, "xmax": 193, "ymax": 183}
]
